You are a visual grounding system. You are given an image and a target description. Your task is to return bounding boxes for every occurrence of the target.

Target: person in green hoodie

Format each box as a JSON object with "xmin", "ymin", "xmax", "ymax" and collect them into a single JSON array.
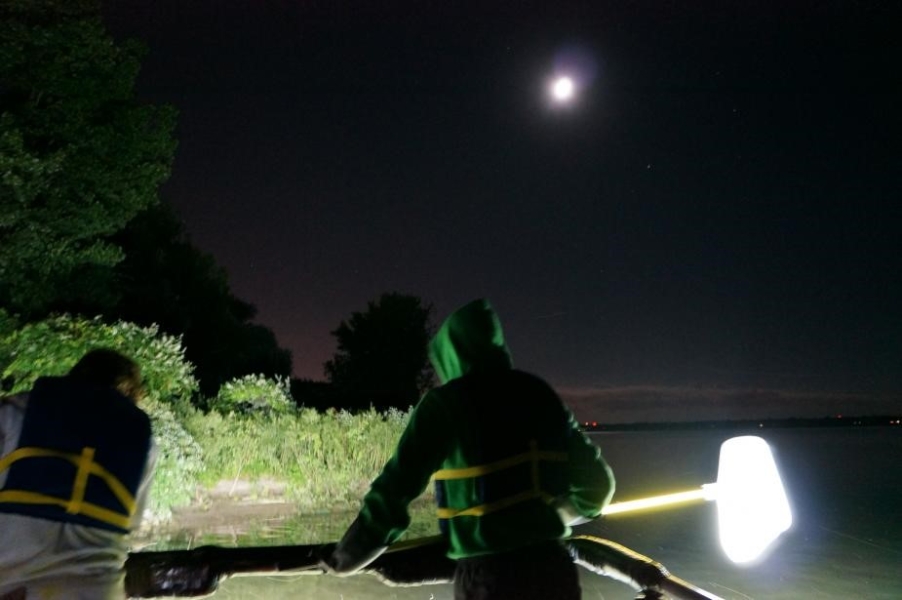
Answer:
[{"xmin": 325, "ymin": 298, "xmax": 615, "ymax": 599}]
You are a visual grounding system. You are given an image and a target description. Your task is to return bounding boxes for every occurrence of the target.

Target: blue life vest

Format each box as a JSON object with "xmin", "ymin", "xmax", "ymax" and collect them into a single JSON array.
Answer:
[{"xmin": 0, "ymin": 376, "xmax": 152, "ymax": 533}]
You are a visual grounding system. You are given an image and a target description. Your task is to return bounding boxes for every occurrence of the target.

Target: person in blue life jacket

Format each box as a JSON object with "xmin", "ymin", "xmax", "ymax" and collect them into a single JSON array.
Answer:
[
  {"xmin": 325, "ymin": 299, "xmax": 615, "ymax": 599},
  {"xmin": 0, "ymin": 349, "xmax": 158, "ymax": 600}
]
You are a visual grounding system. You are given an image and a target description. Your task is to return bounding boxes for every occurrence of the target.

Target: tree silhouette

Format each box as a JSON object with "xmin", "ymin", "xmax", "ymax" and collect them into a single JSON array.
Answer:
[
  {"xmin": 325, "ymin": 293, "xmax": 435, "ymax": 412},
  {"xmin": 111, "ymin": 204, "xmax": 292, "ymax": 397}
]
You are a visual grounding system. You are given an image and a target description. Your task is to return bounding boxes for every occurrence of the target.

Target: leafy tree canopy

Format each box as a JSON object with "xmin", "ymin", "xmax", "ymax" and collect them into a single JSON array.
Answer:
[
  {"xmin": 0, "ymin": 2, "xmax": 289, "ymax": 396},
  {"xmin": 325, "ymin": 293, "xmax": 435, "ymax": 412},
  {"xmin": 0, "ymin": 0, "xmax": 177, "ymax": 316}
]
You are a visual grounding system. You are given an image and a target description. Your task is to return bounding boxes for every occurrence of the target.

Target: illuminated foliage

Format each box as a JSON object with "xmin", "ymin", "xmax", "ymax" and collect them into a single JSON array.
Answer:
[
  {"xmin": 181, "ymin": 406, "xmax": 419, "ymax": 511},
  {"xmin": 0, "ymin": 314, "xmax": 202, "ymax": 520},
  {"xmin": 0, "ymin": 3, "xmax": 290, "ymax": 395},
  {"xmin": 0, "ymin": 0, "xmax": 177, "ymax": 315},
  {"xmin": 210, "ymin": 374, "xmax": 294, "ymax": 416}
]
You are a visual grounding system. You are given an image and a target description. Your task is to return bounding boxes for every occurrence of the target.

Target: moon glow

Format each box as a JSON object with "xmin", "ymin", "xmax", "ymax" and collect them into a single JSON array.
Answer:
[{"xmin": 551, "ymin": 76, "xmax": 575, "ymax": 102}]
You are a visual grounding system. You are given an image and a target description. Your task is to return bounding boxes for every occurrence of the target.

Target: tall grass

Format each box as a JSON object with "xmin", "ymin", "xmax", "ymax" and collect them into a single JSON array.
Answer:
[{"xmin": 182, "ymin": 407, "xmax": 423, "ymax": 512}]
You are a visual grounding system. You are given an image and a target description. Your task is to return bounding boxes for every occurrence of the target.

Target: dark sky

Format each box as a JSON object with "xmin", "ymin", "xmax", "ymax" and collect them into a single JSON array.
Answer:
[{"xmin": 105, "ymin": 1, "xmax": 900, "ymax": 419}]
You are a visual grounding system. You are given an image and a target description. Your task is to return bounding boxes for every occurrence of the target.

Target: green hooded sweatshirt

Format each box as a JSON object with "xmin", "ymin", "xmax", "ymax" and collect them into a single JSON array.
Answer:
[{"xmin": 351, "ymin": 299, "xmax": 614, "ymax": 559}]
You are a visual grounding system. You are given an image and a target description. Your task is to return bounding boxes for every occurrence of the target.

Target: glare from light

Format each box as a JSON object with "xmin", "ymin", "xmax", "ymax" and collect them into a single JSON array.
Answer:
[
  {"xmin": 551, "ymin": 76, "xmax": 575, "ymax": 102},
  {"xmin": 715, "ymin": 436, "xmax": 792, "ymax": 564},
  {"xmin": 602, "ymin": 489, "xmax": 708, "ymax": 515},
  {"xmin": 599, "ymin": 436, "xmax": 792, "ymax": 565}
]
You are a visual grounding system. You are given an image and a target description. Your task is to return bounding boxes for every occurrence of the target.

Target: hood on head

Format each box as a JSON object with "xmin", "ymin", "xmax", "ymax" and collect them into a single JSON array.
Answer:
[{"xmin": 429, "ymin": 298, "xmax": 513, "ymax": 384}]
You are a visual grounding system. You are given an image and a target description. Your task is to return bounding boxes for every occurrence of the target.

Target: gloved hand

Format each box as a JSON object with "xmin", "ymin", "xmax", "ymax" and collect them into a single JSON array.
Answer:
[
  {"xmin": 553, "ymin": 496, "xmax": 593, "ymax": 527},
  {"xmin": 320, "ymin": 517, "xmax": 388, "ymax": 576}
]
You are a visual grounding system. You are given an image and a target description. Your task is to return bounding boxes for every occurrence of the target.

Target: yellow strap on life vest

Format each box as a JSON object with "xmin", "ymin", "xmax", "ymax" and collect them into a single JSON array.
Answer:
[
  {"xmin": 0, "ymin": 446, "xmax": 137, "ymax": 529},
  {"xmin": 433, "ymin": 446, "xmax": 567, "ymax": 481},
  {"xmin": 434, "ymin": 440, "xmax": 567, "ymax": 520},
  {"xmin": 436, "ymin": 489, "xmax": 557, "ymax": 519},
  {"xmin": 0, "ymin": 490, "xmax": 132, "ymax": 530}
]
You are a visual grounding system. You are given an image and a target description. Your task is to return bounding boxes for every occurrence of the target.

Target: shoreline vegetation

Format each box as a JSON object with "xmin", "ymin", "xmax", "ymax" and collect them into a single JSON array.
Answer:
[
  {"xmin": 132, "ymin": 406, "xmax": 422, "ymax": 548},
  {"xmin": 135, "ymin": 413, "xmax": 901, "ymax": 549},
  {"xmin": 2, "ymin": 314, "xmax": 897, "ymax": 549}
]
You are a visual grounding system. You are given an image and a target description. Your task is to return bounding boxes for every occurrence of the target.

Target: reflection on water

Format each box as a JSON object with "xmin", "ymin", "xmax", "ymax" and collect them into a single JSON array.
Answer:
[
  {"xmin": 137, "ymin": 502, "xmax": 440, "ymax": 552},
  {"xmin": 135, "ymin": 428, "xmax": 902, "ymax": 599},
  {"xmin": 138, "ymin": 510, "xmax": 354, "ymax": 551}
]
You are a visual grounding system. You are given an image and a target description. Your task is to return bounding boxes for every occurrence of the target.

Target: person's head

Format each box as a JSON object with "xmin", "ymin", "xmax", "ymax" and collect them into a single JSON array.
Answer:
[
  {"xmin": 67, "ymin": 348, "xmax": 144, "ymax": 403},
  {"xmin": 429, "ymin": 298, "xmax": 513, "ymax": 384}
]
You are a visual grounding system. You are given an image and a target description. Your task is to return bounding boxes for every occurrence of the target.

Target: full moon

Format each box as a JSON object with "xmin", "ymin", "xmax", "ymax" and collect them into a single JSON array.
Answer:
[{"xmin": 551, "ymin": 76, "xmax": 575, "ymax": 102}]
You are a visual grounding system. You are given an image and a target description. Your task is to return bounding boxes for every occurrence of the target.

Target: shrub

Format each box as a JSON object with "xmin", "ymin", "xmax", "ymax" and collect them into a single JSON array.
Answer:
[
  {"xmin": 0, "ymin": 314, "xmax": 197, "ymax": 401},
  {"xmin": 210, "ymin": 373, "xmax": 294, "ymax": 416},
  {"xmin": 0, "ymin": 314, "xmax": 203, "ymax": 520}
]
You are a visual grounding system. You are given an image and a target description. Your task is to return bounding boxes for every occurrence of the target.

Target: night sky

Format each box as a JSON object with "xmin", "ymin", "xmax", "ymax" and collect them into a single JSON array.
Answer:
[{"xmin": 105, "ymin": 1, "xmax": 900, "ymax": 421}]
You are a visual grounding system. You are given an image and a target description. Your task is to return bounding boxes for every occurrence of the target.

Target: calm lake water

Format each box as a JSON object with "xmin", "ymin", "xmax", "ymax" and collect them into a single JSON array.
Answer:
[{"xmin": 162, "ymin": 427, "xmax": 902, "ymax": 599}]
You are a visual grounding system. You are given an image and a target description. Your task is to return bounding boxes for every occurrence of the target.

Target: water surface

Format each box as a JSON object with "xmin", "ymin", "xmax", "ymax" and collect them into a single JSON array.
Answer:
[{"xmin": 155, "ymin": 427, "xmax": 902, "ymax": 599}]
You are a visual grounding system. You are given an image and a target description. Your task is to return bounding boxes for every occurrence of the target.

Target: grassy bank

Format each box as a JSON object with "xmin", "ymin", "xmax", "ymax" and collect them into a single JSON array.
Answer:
[
  {"xmin": 138, "ymin": 406, "xmax": 434, "ymax": 548},
  {"xmin": 181, "ymin": 406, "xmax": 417, "ymax": 512}
]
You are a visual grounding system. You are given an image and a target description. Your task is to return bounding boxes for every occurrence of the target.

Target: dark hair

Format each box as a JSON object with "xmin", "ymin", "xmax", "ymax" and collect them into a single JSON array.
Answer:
[{"xmin": 67, "ymin": 348, "xmax": 144, "ymax": 401}]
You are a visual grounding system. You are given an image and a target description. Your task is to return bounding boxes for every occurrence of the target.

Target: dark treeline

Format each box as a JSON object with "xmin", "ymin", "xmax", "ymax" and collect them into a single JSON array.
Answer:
[{"xmin": 111, "ymin": 204, "xmax": 293, "ymax": 397}]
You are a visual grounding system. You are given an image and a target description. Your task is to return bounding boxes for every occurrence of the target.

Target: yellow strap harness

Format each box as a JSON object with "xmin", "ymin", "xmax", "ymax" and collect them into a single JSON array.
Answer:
[
  {"xmin": 433, "ymin": 440, "xmax": 567, "ymax": 519},
  {"xmin": 0, "ymin": 446, "xmax": 137, "ymax": 531}
]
